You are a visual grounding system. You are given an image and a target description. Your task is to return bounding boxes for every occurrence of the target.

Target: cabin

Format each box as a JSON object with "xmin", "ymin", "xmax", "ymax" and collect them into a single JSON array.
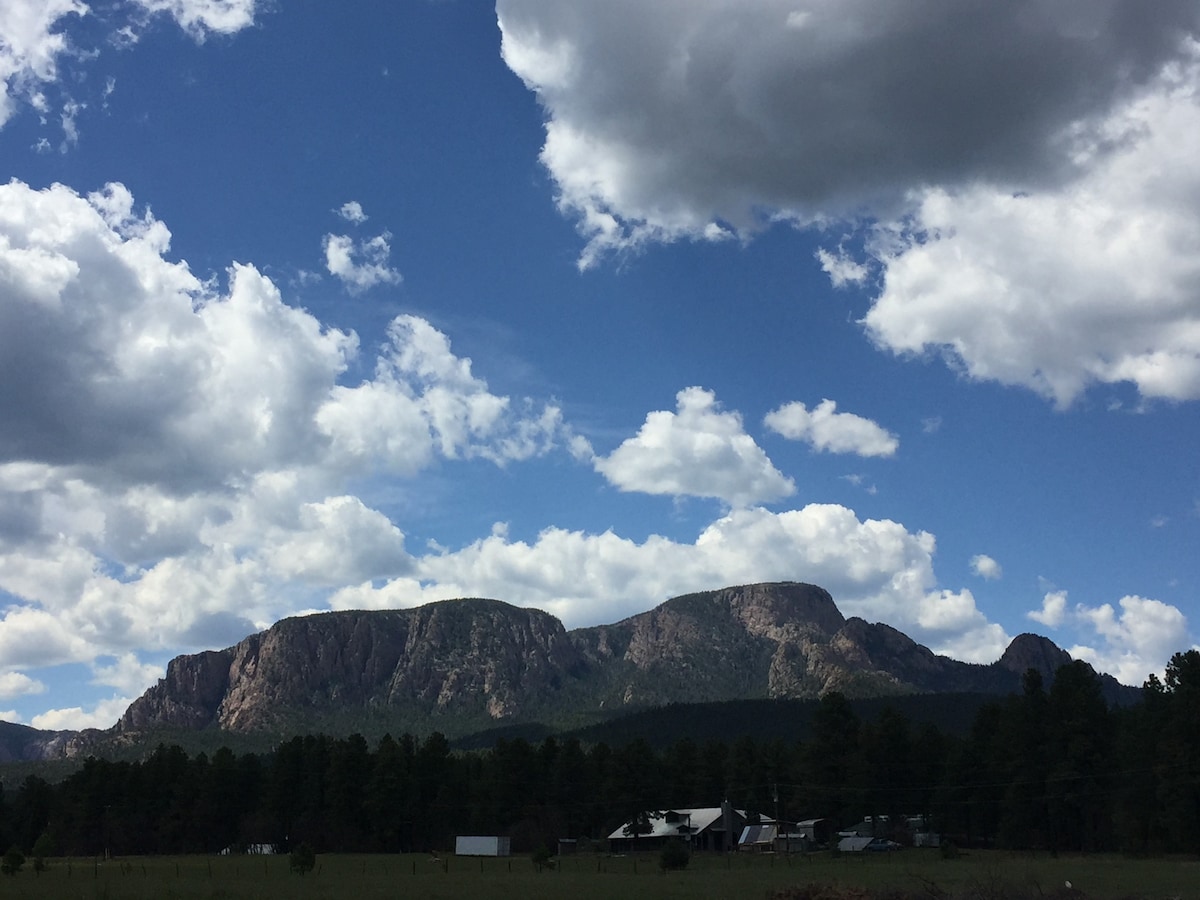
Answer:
[{"xmin": 608, "ymin": 805, "xmax": 746, "ymax": 853}]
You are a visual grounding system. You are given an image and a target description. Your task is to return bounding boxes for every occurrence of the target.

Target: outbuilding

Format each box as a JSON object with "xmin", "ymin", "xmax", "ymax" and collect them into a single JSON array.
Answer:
[{"xmin": 455, "ymin": 836, "xmax": 511, "ymax": 857}]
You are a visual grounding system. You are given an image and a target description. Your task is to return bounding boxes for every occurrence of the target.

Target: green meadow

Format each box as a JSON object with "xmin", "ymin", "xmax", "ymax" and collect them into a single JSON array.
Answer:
[{"xmin": 4, "ymin": 851, "xmax": 1196, "ymax": 900}]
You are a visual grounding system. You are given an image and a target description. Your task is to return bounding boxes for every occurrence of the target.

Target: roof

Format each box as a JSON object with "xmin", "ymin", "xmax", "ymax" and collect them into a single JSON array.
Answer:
[
  {"xmin": 739, "ymin": 823, "xmax": 778, "ymax": 845},
  {"xmin": 607, "ymin": 807, "xmax": 743, "ymax": 841},
  {"xmin": 838, "ymin": 836, "xmax": 875, "ymax": 852}
]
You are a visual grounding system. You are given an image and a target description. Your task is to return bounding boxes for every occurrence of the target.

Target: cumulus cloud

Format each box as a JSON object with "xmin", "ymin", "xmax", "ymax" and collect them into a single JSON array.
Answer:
[
  {"xmin": 1028, "ymin": 589, "xmax": 1190, "ymax": 684},
  {"xmin": 501, "ymin": 2, "xmax": 1200, "ymax": 408},
  {"xmin": 91, "ymin": 653, "xmax": 164, "ymax": 695},
  {"xmin": 594, "ymin": 387, "xmax": 795, "ymax": 507},
  {"xmin": 855, "ymin": 57, "xmax": 1200, "ymax": 406},
  {"xmin": 0, "ymin": 180, "xmax": 573, "ymax": 725},
  {"xmin": 1029, "ymin": 590, "xmax": 1068, "ymax": 627},
  {"xmin": 499, "ymin": 0, "xmax": 1199, "ymax": 266},
  {"xmin": 0, "ymin": 181, "xmax": 357, "ymax": 490},
  {"xmin": 318, "ymin": 316, "xmax": 565, "ymax": 471},
  {"xmin": 31, "ymin": 695, "xmax": 135, "ymax": 731},
  {"xmin": 332, "ymin": 502, "xmax": 1008, "ymax": 662},
  {"xmin": 765, "ymin": 399, "xmax": 898, "ymax": 457},
  {"xmin": 970, "ymin": 554, "xmax": 1003, "ymax": 580},
  {"xmin": 0, "ymin": 671, "xmax": 46, "ymax": 699},
  {"xmin": 323, "ymin": 232, "xmax": 402, "ymax": 293}
]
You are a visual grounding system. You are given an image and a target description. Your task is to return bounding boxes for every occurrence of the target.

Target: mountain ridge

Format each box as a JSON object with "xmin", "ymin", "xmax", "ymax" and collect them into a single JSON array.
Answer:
[
  {"xmin": 6, "ymin": 582, "xmax": 1141, "ymax": 760},
  {"xmin": 117, "ymin": 582, "xmax": 1138, "ymax": 738}
]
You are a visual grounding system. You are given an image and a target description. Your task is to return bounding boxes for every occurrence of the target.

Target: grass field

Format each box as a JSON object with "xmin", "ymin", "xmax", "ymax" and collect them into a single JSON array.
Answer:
[{"xmin": 3, "ymin": 850, "xmax": 1196, "ymax": 899}]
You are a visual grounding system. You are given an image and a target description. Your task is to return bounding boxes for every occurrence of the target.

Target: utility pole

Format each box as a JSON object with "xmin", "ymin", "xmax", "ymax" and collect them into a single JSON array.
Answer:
[{"xmin": 773, "ymin": 783, "xmax": 783, "ymax": 855}]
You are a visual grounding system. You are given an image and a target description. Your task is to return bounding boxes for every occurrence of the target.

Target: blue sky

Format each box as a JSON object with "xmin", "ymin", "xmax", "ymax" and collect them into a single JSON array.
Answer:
[{"xmin": 1, "ymin": 0, "xmax": 1198, "ymax": 729}]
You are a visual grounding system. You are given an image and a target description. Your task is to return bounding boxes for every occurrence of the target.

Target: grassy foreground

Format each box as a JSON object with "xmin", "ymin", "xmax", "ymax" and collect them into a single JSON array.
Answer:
[{"xmin": 3, "ymin": 850, "xmax": 1196, "ymax": 900}]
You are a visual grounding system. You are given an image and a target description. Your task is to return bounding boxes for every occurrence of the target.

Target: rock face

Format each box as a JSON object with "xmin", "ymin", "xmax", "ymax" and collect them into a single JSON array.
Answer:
[
  {"xmin": 997, "ymin": 633, "xmax": 1074, "ymax": 678},
  {"xmin": 116, "ymin": 582, "xmax": 1139, "ymax": 739},
  {"xmin": 121, "ymin": 599, "xmax": 584, "ymax": 734}
]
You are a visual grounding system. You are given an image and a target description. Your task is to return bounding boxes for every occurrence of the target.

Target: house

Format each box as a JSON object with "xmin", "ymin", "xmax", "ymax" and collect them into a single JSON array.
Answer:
[{"xmin": 608, "ymin": 805, "xmax": 746, "ymax": 853}]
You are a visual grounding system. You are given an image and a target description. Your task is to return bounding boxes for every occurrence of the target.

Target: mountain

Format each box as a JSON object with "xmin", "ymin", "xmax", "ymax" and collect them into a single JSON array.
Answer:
[{"xmin": 112, "ymin": 582, "xmax": 1138, "ymax": 743}]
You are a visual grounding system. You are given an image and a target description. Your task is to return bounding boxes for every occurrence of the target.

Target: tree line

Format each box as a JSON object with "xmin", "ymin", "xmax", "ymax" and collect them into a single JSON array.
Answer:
[{"xmin": 2, "ymin": 652, "xmax": 1199, "ymax": 858}]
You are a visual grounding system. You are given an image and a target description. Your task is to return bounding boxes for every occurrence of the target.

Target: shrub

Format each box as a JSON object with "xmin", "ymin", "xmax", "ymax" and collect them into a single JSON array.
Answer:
[
  {"xmin": 532, "ymin": 845, "xmax": 556, "ymax": 871},
  {"xmin": 289, "ymin": 842, "xmax": 316, "ymax": 875},
  {"xmin": 1, "ymin": 847, "xmax": 25, "ymax": 876},
  {"xmin": 659, "ymin": 838, "xmax": 690, "ymax": 871},
  {"xmin": 31, "ymin": 832, "xmax": 54, "ymax": 875}
]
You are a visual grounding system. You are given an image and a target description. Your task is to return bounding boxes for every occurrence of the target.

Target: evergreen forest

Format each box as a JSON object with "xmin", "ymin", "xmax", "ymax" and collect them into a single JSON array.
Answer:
[{"xmin": 3, "ymin": 654, "xmax": 1200, "ymax": 859}]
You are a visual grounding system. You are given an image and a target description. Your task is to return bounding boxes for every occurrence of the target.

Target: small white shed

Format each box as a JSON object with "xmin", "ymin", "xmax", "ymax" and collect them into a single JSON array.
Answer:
[{"xmin": 455, "ymin": 836, "xmax": 512, "ymax": 857}]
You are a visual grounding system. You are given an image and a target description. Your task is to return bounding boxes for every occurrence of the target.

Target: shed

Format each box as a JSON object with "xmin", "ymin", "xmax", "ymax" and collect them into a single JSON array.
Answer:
[
  {"xmin": 738, "ymin": 822, "xmax": 778, "ymax": 851},
  {"xmin": 455, "ymin": 836, "xmax": 511, "ymax": 857}
]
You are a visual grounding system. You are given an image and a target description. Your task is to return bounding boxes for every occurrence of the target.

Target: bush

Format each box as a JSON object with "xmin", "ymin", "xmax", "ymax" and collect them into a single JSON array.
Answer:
[
  {"xmin": 289, "ymin": 842, "xmax": 316, "ymax": 875},
  {"xmin": 1, "ymin": 847, "xmax": 25, "ymax": 876},
  {"xmin": 31, "ymin": 832, "xmax": 54, "ymax": 875},
  {"xmin": 532, "ymin": 845, "xmax": 555, "ymax": 872},
  {"xmin": 659, "ymin": 838, "xmax": 690, "ymax": 871}
]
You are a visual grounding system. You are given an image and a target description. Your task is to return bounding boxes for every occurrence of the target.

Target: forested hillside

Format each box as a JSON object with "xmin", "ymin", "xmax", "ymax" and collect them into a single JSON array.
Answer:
[{"xmin": 2, "ymin": 654, "xmax": 1197, "ymax": 858}]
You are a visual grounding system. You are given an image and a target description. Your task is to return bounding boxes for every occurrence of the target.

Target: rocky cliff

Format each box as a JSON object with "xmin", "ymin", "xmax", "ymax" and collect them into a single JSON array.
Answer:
[
  {"xmin": 115, "ymin": 582, "xmax": 1138, "ymax": 740},
  {"xmin": 121, "ymin": 599, "xmax": 586, "ymax": 734}
]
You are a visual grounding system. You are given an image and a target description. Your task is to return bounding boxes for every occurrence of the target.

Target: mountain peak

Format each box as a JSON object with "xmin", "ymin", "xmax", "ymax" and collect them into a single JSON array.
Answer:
[{"xmin": 998, "ymin": 632, "xmax": 1073, "ymax": 677}]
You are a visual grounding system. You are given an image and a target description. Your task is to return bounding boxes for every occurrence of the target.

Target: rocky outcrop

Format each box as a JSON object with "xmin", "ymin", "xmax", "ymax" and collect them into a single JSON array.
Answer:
[
  {"xmin": 998, "ymin": 633, "xmax": 1074, "ymax": 678},
  {"xmin": 120, "ymin": 599, "xmax": 588, "ymax": 734},
  {"xmin": 112, "ymin": 582, "xmax": 1140, "ymax": 741}
]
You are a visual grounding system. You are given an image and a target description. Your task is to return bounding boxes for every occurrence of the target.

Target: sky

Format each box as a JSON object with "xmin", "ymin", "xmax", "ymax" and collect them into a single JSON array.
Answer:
[{"xmin": 1, "ymin": 0, "xmax": 1198, "ymax": 730}]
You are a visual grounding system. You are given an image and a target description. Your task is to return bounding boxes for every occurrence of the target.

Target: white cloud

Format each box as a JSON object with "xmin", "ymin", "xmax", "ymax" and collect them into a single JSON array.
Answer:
[
  {"xmin": 317, "ymin": 315, "xmax": 565, "ymax": 470},
  {"xmin": 816, "ymin": 247, "xmax": 870, "ymax": 288},
  {"xmin": 861, "ymin": 62, "xmax": 1200, "ymax": 406},
  {"xmin": 765, "ymin": 399, "xmax": 898, "ymax": 457},
  {"xmin": 594, "ymin": 387, "xmax": 795, "ymax": 507},
  {"xmin": 258, "ymin": 495, "xmax": 411, "ymax": 586},
  {"xmin": 970, "ymin": 554, "xmax": 1002, "ymax": 580},
  {"xmin": 323, "ymin": 232, "xmax": 402, "ymax": 293},
  {"xmin": 0, "ymin": 181, "xmax": 359, "ymax": 490},
  {"xmin": 501, "ymin": 2, "xmax": 1200, "ymax": 409},
  {"xmin": 334, "ymin": 501, "xmax": 1008, "ymax": 663},
  {"xmin": 130, "ymin": 0, "xmax": 259, "ymax": 40},
  {"xmin": 31, "ymin": 695, "xmax": 133, "ymax": 731},
  {"xmin": 498, "ymin": 0, "xmax": 1198, "ymax": 267},
  {"xmin": 91, "ymin": 653, "xmax": 164, "ymax": 695},
  {"xmin": 1, "ymin": 0, "xmax": 258, "ymax": 140},
  {"xmin": 1028, "ymin": 589, "xmax": 1189, "ymax": 684},
  {"xmin": 336, "ymin": 201, "xmax": 368, "ymax": 224},
  {"xmin": 0, "ymin": 180, "xmax": 574, "ymax": 717},
  {"xmin": 1072, "ymin": 595, "xmax": 1191, "ymax": 685},
  {"xmin": 918, "ymin": 589, "xmax": 1010, "ymax": 663},
  {"xmin": 0, "ymin": 0, "xmax": 87, "ymax": 128},
  {"xmin": 0, "ymin": 671, "xmax": 46, "ymax": 699},
  {"xmin": 1029, "ymin": 590, "xmax": 1068, "ymax": 627}
]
